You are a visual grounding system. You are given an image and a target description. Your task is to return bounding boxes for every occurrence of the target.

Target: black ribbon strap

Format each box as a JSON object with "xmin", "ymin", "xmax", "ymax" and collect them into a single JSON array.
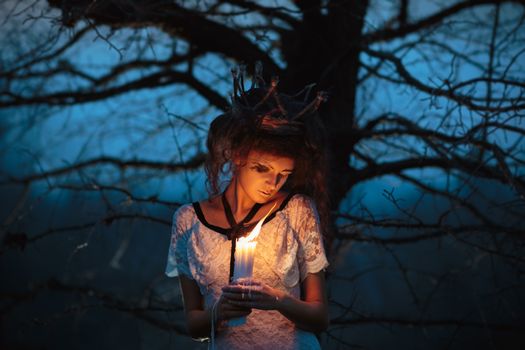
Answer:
[{"xmin": 222, "ymin": 192, "xmax": 262, "ymax": 282}]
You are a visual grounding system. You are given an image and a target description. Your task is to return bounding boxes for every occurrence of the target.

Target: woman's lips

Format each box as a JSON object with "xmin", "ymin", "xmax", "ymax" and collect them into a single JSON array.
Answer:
[{"xmin": 259, "ymin": 190, "xmax": 272, "ymax": 197}]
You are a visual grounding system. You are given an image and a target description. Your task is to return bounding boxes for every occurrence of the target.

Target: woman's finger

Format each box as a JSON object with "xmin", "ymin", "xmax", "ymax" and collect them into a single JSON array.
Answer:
[
  {"xmin": 222, "ymin": 290, "xmax": 261, "ymax": 301},
  {"xmin": 222, "ymin": 285, "xmax": 248, "ymax": 293},
  {"xmin": 222, "ymin": 286, "xmax": 263, "ymax": 296},
  {"xmin": 223, "ymin": 281, "xmax": 262, "ymax": 291},
  {"xmin": 232, "ymin": 278, "xmax": 261, "ymax": 286},
  {"xmin": 228, "ymin": 300, "xmax": 261, "ymax": 310},
  {"xmin": 227, "ymin": 293, "xmax": 280, "ymax": 311}
]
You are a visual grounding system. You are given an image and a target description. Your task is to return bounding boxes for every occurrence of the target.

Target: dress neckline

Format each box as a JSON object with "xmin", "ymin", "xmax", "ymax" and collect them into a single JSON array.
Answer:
[
  {"xmin": 192, "ymin": 193, "xmax": 296, "ymax": 236},
  {"xmin": 221, "ymin": 191, "xmax": 262, "ymax": 239}
]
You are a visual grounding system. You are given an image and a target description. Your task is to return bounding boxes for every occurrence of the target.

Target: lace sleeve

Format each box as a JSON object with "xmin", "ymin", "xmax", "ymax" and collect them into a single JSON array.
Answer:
[
  {"xmin": 165, "ymin": 205, "xmax": 192, "ymax": 278},
  {"xmin": 294, "ymin": 196, "xmax": 329, "ymax": 281}
]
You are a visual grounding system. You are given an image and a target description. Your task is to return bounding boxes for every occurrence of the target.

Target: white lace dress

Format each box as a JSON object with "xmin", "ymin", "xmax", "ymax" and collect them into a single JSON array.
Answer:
[{"xmin": 165, "ymin": 194, "xmax": 329, "ymax": 350}]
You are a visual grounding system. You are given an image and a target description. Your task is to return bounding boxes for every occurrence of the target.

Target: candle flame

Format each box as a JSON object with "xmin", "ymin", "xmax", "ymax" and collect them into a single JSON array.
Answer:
[{"xmin": 238, "ymin": 202, "xmax": 277, "ymax": 243}]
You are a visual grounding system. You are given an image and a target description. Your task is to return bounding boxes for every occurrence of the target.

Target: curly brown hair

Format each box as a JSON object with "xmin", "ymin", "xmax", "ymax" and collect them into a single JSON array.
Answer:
[{"xmin": 204, "ymin": 86, "xmax": 332, "ymax": 246}]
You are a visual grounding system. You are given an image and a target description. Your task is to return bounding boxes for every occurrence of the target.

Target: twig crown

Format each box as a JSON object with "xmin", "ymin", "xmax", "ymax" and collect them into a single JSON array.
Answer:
[{"xmin": 230, "ymin": 62, "xmax": 327, "ymax": 135}]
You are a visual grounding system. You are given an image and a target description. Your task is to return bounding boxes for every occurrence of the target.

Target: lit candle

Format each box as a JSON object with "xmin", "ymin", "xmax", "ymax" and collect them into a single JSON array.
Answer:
[
  {"xmin": 228, "ymin": 203, "xmax": 276, "ymax": 327},
  {"xmin": 233, "ymin": 239, "xmax": 255, "ymax": 281}
]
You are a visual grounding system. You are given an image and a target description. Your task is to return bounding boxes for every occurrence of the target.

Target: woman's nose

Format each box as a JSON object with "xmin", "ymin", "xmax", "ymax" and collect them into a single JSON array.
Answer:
[{"xmin": 265, "ymin": 174, "xmax": 281, "ymax": 187}]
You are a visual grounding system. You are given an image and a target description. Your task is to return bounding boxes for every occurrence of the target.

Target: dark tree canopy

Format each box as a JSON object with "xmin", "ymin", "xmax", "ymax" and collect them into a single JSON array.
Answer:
[{"xmin": 1, "ymin": 0, "xmax": 524, "ymax": 349}]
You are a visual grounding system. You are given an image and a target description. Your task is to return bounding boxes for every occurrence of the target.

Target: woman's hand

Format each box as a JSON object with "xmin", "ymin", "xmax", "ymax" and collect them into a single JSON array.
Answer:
[
  {"xmin": 222, "ymin": 279, "xmax": 285, "ymax": 311},
  {"xmin": 215, "ymin": 293, "xmax": 252, "ymax": 321}
]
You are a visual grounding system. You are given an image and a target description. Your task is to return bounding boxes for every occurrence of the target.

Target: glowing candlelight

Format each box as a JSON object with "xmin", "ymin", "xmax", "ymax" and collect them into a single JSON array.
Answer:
[
  {"xmin": 233, "ymin": 202, "xmax": 275, "ymax": 282},
  {"xmin": 233, "ymin": 238, "xmax": 256, "ymax": 281},
  {"xmin": 229, "ymin": 202, "xmax": 276, "ymax": 327}
]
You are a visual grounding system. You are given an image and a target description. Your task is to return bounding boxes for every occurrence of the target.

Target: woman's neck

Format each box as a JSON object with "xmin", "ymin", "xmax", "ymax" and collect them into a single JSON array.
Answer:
[{"xmin": 224, "ymin": 179, "xmax": 256, "ymax": 221}]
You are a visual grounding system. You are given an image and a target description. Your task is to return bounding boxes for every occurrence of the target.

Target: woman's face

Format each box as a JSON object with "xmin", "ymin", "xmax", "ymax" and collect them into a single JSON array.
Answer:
[{"xmin": 233, "ymin": 150, "xmax": 295, "ymax": 204}]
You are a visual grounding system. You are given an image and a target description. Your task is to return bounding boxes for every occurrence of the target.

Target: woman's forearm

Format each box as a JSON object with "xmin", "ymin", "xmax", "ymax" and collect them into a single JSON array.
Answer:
[
  {"xmin": 186, "ymin": 308, "xmax": 213, "ymax": 339},
  {"xmin": 276, "ymin": 293, "xmax": 329, "ymax": 332},
  {"xmin": 188, "ymin": 298, "xmax": 328, "ymax": 336}
]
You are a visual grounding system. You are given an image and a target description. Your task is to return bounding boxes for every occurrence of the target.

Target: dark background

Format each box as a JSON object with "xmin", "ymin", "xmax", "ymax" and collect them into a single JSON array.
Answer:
[{"xmin": 1, "ymin": 1, "xmax": 524, "ymax": 349}]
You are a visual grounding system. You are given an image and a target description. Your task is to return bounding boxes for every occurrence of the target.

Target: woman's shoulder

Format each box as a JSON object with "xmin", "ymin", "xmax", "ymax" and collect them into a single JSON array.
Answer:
[
  {"xmin": 285, "ymin": 193, "xmax": 316, "ymax": 210},
  {"xmin": 172, "ymin": 202, "xmax": 197, "ymax": 224},
  {"xmin": 279, "ymin": 193, "xmax": 318, "ymax": 223}
]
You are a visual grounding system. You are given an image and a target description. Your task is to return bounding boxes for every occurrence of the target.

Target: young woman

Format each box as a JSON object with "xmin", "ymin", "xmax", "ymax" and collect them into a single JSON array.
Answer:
[{"xmin": 165, "ymin": 69, "xmax": 331, "ymax": 349}]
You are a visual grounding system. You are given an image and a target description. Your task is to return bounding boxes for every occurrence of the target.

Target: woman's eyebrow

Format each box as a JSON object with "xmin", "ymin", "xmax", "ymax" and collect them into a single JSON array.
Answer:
[
  {"xmin": 253, "ymin": 161, "xmax": 293, "ymax": 172},
  {"xmin": 252, "ymin": 160, "xmax": 271, "ymax": 168}
]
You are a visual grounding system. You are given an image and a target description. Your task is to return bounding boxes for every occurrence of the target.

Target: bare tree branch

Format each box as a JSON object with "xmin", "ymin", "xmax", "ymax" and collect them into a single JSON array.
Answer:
[
  {"xmin": 363, "ymin": 0, "xmax": 525, "ymax": 43},
  {"xmin": 0, "ymin": 153, "xmax": 206, "ymax": 185}
]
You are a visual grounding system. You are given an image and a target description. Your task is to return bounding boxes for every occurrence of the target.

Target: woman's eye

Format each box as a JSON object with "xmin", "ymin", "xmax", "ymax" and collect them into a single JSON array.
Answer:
[
  {"xmin": 253, "ymin": 165, "xmax": 268, "ymax": 173},
  {"xmin": 277, "ymin": 173, "xmax": 292, "ymax": 182}
]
